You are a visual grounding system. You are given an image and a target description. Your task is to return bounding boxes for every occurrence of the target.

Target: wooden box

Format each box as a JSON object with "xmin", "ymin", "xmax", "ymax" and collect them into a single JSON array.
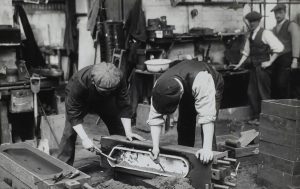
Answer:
[
  {"xmin": 261, "ymin": 99, "xmax": 300, "ymax": 120},
  {"xmin": 259, "ymin": 141, "xmax": 300, "ymax": 162},
  {"xmin": 257, "ymin": 165, "xmax": 300, "ymax": 189},
  {"xmin": 259, "ymin": 152, "xmax": 300, "ymax": 175}
]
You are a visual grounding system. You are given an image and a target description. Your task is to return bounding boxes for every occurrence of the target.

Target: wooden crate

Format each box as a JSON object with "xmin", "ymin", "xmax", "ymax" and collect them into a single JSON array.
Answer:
[
  {"xmin": 260, "ymin": 126, "xmax": 300, "ymax": 148},
  {"xmin": 260, "ymin": 141, "xmax": 300, "ymax": 162},
  {"xmin": 261, "ymin": 99, "xmax": 300, "ymax": 120},
  {"xmin": 257, "ymin": 164, "xmax": 300, "ymax": 188},
  {"xmin": 259, "ymin": 152, "xmax": 300, "ymax": 175},
  {"xmin": 260, "ymin": 113, "xmax": 300, "ymax": 135}
]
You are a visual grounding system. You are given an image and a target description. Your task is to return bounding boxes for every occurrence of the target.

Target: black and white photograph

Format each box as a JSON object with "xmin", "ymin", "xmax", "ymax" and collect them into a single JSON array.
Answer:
[{"xmin": 0, "ymin": 0, "xmax": 299, "ymax": 188}]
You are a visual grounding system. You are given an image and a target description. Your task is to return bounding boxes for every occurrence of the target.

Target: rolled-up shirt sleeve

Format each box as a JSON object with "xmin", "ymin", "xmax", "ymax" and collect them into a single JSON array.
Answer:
[
  {"xmin": 289, "ymin": 22, "xmax": 300, "ymax": 58},
  {"xmin": 192, "ymin": 71, "xmax": 216, "ymax": 125},
  {"xmin": 116, "ymin": 78, "xmax": 133, "ymax": 118},
  {"xmin": 241, "ymin": 36, "xmax": 250, "ymax": 57},
  {"xmin": 147, "ymin": 98, "xmax": 165, "ymax": 127},
  {"xmin": 262, "ymin": 30, "xmax": 284, "ymax": 53}
]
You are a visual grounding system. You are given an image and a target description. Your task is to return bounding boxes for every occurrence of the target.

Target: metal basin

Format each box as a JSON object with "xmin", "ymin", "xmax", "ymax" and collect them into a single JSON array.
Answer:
[{"xmin": 3, "ymin": 148, "xmax": 62, "ymax": 175}]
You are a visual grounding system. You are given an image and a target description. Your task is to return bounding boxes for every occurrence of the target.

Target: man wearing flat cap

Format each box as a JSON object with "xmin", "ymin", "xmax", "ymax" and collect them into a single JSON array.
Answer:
[
  {"xmin": 270, "ymin": 4, "xmax": 300, "ymax": 99},
  {"xmin": 57, "ymin": 63, "xmax": 144, "ymax": 165},
  {"xmin": 235, "ymin": 11, "xmax": 284, "ymax": 125},
  {"xmin": 147, "ymin": 60, "xmax": 224, "ymax": 164}
]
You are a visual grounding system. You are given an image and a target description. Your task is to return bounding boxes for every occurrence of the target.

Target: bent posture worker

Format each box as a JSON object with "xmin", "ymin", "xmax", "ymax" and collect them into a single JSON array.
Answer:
[
  {"xmin": 147, "ymin": 60, "xmax": 224, "ymax": 164},
  {"xmin": 57, "ymin": 63, "xmax": 144, "ymax": 165}
]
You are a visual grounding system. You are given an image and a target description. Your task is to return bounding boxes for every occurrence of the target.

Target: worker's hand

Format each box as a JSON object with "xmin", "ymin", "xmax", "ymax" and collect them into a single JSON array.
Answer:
[
  {"xmin": 150, "ymin": 148, "xmax": 160, "ymax": 161},
  {"xmin": 195, "ymin": 148, "xmax": 214, "ymax": 164},
  {"xmin": 291, "ymin": 58, "xmax": 298, "ymax": 69},
  {"xmin": 233, "ymin": 64, "xmax": 241, "ymax": 70},
  {"xmin": 261, "ymin": 61, "xmax": 272, "ymax": 69},
  {"xmin": 125, "ymin": 132, "xmax": 145, "ymax": 141},
  {"xmin": 82, "ymin": 138, "xmax": 94, "ymax": 150}
]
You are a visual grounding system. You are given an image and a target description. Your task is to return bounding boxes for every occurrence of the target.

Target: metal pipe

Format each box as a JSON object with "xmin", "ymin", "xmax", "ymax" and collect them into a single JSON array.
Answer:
[
  {"xmin": 223, "ymin": 157, "xmax": 237, "ymax": 163},
  {"xmin": 216, "ymin": 160, "xmax": 231, "ymax": 165},
  {"xmin": 213, "ymin": 184, "xmax": 230, "ymax": 189}
]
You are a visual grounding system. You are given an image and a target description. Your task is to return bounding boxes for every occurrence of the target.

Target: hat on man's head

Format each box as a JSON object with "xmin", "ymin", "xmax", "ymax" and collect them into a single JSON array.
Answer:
[
  {"xmin": 91, "ymin": 62, "xmax": 122, "ymax": 90},
  {"xmin": 152, "ymin": 77, "xmax": 182, "ymax": 114},
  {"xmin": 271, "ymin": 4, "xmax": 286, "ymax": 12},
  {"xmin": 245, "ymin": 11, "xmax": 262, "ymax": 22}
]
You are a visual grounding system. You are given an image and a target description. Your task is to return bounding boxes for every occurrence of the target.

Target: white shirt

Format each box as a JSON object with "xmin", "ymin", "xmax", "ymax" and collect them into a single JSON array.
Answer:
[
  {"xmin": 147, "ymin": 71, "xmax": 216, "ymax": 127},
  {"xmin": 242, "ymin": 26, "xmax": 284, "ymax": 57}
]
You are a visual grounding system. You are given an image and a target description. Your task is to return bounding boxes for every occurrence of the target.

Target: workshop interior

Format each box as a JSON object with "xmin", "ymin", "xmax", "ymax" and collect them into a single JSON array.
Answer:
[{"xmin": 0, "ymin": 0, "xmax": 300, "ymax": 189}]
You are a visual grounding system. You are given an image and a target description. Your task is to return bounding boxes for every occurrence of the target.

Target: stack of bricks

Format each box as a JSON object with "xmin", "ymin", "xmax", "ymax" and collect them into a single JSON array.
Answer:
[{"xmin": 258, "ymin": 99, "xmax": 300, "ymax": 189}]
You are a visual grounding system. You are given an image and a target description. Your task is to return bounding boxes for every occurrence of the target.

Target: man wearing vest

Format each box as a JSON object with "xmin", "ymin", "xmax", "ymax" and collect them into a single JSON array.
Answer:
[
  {"xmin": 271, "ymin": 4, "xmax": 300, "ymax": 99},
  {"xmin": 235, "ymin": 11, "xmax": 284, "ymax": 125},
  {"xmin": 57, "ymin": 63, "xmax": 144, "ymax": 165},
  {"xmin": 147, "ymin": 60, "xmax": 224, "ymax": 164}
]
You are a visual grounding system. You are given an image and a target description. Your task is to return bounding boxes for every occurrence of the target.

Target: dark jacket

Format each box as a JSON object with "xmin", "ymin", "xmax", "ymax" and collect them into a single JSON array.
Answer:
[{"xmin": 65, "ymin": 65, "xmax": 132, "ymax": 126}]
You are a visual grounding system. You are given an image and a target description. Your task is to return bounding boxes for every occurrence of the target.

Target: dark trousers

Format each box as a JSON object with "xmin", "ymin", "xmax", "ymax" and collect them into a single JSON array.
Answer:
[
  {"xmin": 57, "ymin": 99, "xmax": 125, "ymax": 165},
  {"xmin": 177, "ymin": 75, "xmax": 224, "ymax": 150},
  {"xmin": 272, "ymin": 53, "xmax": 292, "ymax": 99},
  {"xmin": 291, "ymin": 69, "xmax": 300, "ymax": 99},
  {"xmin": 247, "ymin": 66, "xmax": 272, "ymax": 119}
]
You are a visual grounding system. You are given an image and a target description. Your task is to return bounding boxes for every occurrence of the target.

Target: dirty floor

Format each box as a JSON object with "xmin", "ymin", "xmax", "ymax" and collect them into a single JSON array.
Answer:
[{"xmin": 71, "ymin": 114, "xmax": 265, "ymax": 189}]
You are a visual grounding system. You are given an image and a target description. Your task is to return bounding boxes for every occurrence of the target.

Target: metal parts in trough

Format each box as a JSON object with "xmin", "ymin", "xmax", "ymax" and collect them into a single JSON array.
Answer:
[{"xmin": 107, "ymin": 146, "xmax": 190, "ymax": 177}]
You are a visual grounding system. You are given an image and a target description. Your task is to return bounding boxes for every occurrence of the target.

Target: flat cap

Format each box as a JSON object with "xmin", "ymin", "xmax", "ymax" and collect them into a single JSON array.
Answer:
[
  {"xmin": 271, "ymin": 4, "xmax": 286, "ymax": 12},
  {"xmin": 91, "ymin": 62, "xmax": 122, "ymax": 90},
  {"xmin": 245, "ymin": 11, "xmax": 262, "ymax": 22},
  {"xmin": 152, "ymin": 77, "xmax": 182, "ymax": 114}
]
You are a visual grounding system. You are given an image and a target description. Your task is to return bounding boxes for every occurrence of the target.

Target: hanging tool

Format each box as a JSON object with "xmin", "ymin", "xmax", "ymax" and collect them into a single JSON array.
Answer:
[{"xmin": 30, "ymin": 75, "xmax": 41, "ymax": 147}]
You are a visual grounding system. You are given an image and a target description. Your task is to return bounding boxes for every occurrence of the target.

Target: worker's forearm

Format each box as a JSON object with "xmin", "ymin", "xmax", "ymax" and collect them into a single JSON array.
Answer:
[
  {"xmin": 237, "ymin": 55, "xmax": 248, "ymax": 67},
  {"xmin": 151, "ymin": 125, "xmax": 162, "ymax": 150},
  {"xmin": 202, "ymin": 122, "xmax": 214, "ymax": 150},
  {"xmin": 73, "ymin": 124, "xmax": 89, "ymax": 140},
  {"xmin": 121, "ymin": 118, "xmax": 132, "ymax": 134}
]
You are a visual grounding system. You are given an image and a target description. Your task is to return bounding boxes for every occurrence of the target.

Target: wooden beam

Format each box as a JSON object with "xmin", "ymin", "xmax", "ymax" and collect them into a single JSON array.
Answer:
[{"xmin": 0, "ymin": 101, "xmax": 12, "ymax": 144}]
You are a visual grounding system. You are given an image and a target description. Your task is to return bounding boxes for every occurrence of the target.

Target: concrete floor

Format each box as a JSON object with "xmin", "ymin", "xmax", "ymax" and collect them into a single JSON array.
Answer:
[{"xmin": 70, "ymin": 114, "xmax": 264, "ymax": 189}]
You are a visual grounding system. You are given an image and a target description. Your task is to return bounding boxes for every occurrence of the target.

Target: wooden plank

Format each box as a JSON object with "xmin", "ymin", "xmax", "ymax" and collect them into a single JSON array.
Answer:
[
  {"xmin": 257, "ymin": 165, "xmax": 300, "ymax": 188},
  {"xmin": 223, "ymin": 144, "xmax": 259, "ymax": 158},
  {"xmin": 0, "ymin": 166, "xmax": 31, "ymax": 189},
  {"xmin": 261, "ymin": 99, "xmax": 300, "ymax": 120},
  {"xmin": 260, "ymin": 141, "xmax": 300, "ymax": 162},
  {"xmin": 0, "ymin": 101, "xmax": 12, "ymax": 144},
  {"xmin": 100, "ymin": 135, "xmax": 213, "ymax": 189},
  {"xmin": 260, "ymin": 126, "xmax": 300, "ymax": 148},
  {"xmin": 260, "ymin": 113, "xmax": 300, "ymax": 134},
  {"xmin": 259, "ymin": 152, "xmax": 300, "ymax": 175},
  {"xmin": 0, "ymin": 181, "xmax": 12, "ymax": 189},
  {"xmin": 239, "ymin": 129, "xmax": 259, "ymax": 147}
]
